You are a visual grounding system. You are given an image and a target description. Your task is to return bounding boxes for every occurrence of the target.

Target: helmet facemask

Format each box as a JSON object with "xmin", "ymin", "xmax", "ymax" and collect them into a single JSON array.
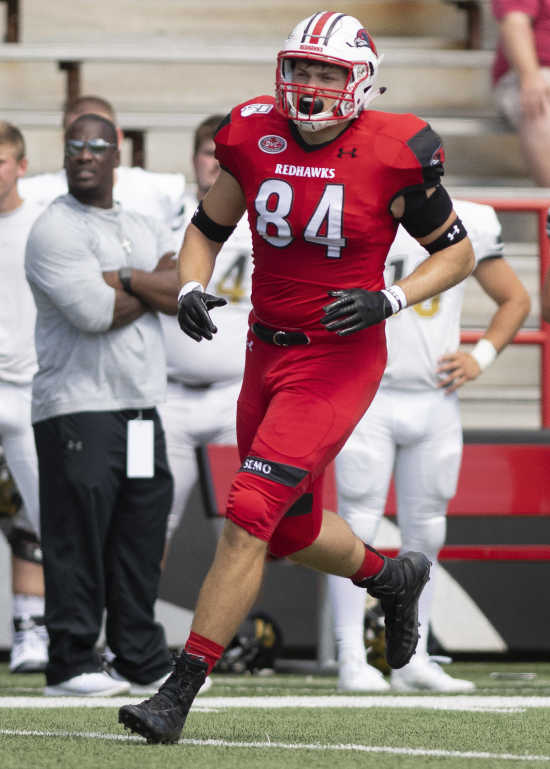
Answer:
[
  {"xmin": 275, "ymin": 12, "xmax": 383, "ymax": 132},
  {"xmin": 277, "ymin": 55, "xmax": 369, "ymax": 132}
]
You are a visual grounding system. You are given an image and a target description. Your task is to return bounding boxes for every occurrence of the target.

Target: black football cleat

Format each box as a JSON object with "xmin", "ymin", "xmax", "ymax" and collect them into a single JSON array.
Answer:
[
  {"xmin": 118, "ymin": 650, "xmax": 208, "ymax": 744},
  {"xmin": 356, "ymin": 551, "xmax": 431, "ymax": 669}
]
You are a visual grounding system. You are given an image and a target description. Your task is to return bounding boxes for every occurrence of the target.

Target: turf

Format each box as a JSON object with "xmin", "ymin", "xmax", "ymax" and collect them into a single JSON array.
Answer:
[{"xmin": 1, "ymin": 661, "xmax": 549, "ymax": 769}]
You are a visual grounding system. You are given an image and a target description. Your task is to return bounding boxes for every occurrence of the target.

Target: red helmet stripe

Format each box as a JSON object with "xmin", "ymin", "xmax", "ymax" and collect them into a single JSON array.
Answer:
[
  {"xmin": 301, "ymin": 11, "xmax": 324, "ymax": 41},
  {"xmin": 309, "ymin": 11, "xmax": 338, "ymax": 44}
]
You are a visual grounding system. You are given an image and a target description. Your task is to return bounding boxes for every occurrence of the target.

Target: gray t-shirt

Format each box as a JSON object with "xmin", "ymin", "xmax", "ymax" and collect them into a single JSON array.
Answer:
[{"xmin": 25, "ymin": 194, "xmax": 173, "ymax": 423}]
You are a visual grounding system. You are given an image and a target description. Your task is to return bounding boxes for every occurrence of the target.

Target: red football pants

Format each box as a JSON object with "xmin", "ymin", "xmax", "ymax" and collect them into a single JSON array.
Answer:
[{"xmin": 225, "ymin": 323, "xmax": 387, "ymax": 557}]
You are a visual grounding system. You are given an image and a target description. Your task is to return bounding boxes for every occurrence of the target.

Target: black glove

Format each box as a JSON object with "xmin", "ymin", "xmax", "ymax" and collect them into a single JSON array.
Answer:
[
  {"xmin": 321, "ymin": 288, "xmax": 393, "ymax": 336},
  {"xmin": 177, "ymin": 289, "xmax": 227, "ymax": 342}
]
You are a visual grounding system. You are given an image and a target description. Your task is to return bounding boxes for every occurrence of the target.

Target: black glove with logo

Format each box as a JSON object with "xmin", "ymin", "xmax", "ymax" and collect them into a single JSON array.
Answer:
[
  {"xmin": 177, "ymin": 289, "xmax": 227, "ymax": 342},
  {"xmin": 321, "ymin": 288, "xmax": 393, "ymax": 336}
]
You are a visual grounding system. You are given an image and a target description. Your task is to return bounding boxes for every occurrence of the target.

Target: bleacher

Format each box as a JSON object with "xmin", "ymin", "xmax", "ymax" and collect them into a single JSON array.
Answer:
[{"xmin": 0, "ymin": 0, "xmax": 546, "ymax": 430}]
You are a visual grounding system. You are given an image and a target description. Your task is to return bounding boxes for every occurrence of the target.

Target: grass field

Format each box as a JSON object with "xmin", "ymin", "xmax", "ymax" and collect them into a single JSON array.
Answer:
[{"xmin": 1, "ymin": 660, "xmax": 550, "ymax": 769}]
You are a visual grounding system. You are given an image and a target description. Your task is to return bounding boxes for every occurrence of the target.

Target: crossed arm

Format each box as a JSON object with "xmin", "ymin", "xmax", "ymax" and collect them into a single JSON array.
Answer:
[{"xmin": 103, "ymin": 251, "xmax": 179, "ymax": 329}]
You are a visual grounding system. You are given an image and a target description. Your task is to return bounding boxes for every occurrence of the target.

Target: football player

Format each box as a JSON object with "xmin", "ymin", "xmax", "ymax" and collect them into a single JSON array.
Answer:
[
  {"xmin": 119, "ymin": 11, "xmax": 474, "ymax": 743},
  {"xmin": 0, "ymin": 122, "xmax": 47, "ymax": 673},
  {"xmin": 328, "ymin": 200, "xmax": 530, "ymax": 691}
]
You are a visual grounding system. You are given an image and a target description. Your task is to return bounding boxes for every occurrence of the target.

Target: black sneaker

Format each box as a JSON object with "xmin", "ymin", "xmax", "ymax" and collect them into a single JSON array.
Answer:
[
  {"xmin": 118, "ymin": 650, "xmax": 208, "ymax": 744},
  {"xmin": 356, "ymin": 551, "xmax": 431, "ymax": 669}
]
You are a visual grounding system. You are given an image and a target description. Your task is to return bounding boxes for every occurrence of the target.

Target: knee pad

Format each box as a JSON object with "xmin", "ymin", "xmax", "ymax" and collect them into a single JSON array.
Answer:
[
  {"xmin": 6, "ymin": 526, "xmax": 43, "ymax": 565},
  {"xmin": 400, "ymin": 514, "xmax": 446, "ymax": 561},
  {"xmin": 227, "ymin": 454, "xmax": 311, "ymax": 543},
  {"xmin": 226, "ymin": 480, "xmax": 278, "ymax": 543}
]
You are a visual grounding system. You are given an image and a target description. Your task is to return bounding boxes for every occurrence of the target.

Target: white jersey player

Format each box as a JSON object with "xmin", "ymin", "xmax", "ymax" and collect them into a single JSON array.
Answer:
[
  {"xmin": 328, "ymin": 200, "xmax": 530, "ymax": 692},
  {"xmin": 0, "ymin": 122, "xmax": 48, "ymax": 673},
  {"xmin": 158, "ymin": 116, "xmax": 253, "ymax": 543}
]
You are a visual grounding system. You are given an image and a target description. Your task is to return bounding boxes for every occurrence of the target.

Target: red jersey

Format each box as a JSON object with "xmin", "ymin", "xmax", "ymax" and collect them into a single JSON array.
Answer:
[{"xmin": 215, "ymin": 96, "xmax": 445, "ymax": 331}]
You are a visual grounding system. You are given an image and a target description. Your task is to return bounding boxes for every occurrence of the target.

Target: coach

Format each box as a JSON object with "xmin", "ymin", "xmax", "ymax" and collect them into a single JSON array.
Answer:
[{"xmin": 25, "ymin": 113, "xmax": 178, "ymax": 697}]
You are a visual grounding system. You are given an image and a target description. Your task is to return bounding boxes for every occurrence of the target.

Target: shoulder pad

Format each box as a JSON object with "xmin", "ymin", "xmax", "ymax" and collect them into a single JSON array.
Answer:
[
  {"xmin": 214, "ymin": 96, "xmax": 279, "ymax": 180},
  {"xmin": 215, "ymin": 96, "xmax": 276, "ymax": 143},
  {"xmin": 370, "ymin": 112, "xmax": 444, "ymax": 174}
]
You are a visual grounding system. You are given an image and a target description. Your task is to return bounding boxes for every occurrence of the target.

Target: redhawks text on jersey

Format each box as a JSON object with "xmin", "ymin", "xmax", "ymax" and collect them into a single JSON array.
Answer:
[{"xmin": 215, "ymin": 95, "xmax": 444, "ymax": 331}]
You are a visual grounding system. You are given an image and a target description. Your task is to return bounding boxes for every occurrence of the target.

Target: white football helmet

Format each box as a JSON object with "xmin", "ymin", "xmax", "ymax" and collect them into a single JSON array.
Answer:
[{"xmin": 275, "ymin": 12, "xmax": 383, "ymax": 132}]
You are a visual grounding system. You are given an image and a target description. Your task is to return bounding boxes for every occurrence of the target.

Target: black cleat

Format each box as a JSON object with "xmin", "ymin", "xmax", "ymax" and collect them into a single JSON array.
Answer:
[
  {"xmin": 356, "ymin": 551, "xmax": 431, "ymax": 669},
  {"xmin": 118, "ymin": 650, "xmax": 208, "ymax": 744}
]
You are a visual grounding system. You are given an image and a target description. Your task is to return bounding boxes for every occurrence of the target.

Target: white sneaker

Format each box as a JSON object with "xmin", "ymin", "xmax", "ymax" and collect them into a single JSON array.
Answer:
[
  {"xmin": 338, "ymin": 657, "xmax": 390, "ymax": 692},
  {"xmin": 390, "ymin": 656, "xmax": 475, "ymax": 692},
  {"xmin": 44, "ymin": 671, "xmax": 131, "ymax": 697},
  {"xmin": 10, "ymin": 617, "xmax": 49, "ymax": 673}
]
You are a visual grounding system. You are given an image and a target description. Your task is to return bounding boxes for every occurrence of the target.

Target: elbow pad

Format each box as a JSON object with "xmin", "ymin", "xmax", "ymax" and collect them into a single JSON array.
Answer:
[
  {"xmin": 191, "ymin": 200, "xmax": 236, "ymax": 243},
  {"xmin": 399, "ymin": 185, "xmax": 453, "ymax": 238}
]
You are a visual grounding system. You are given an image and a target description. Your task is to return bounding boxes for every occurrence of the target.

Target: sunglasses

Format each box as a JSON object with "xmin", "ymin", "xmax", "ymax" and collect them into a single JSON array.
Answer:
[{"xmin": 65, "ymin": 138, "xmax": 117, "ymax": 157}]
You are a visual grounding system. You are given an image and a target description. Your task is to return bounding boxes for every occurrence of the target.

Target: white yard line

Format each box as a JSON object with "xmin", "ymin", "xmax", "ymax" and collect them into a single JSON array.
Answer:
[
  {"xmin": 0, "ymin": 729, "xmax": 548, "ymax": 762},
  {"xmin": 0, "ymin": 694, "xmax": 549, "ymax": 711}
]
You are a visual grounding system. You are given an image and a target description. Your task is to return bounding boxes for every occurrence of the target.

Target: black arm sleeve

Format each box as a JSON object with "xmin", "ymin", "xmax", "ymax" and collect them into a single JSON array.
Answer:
[
  {"xmin": 191, "ymin": 200, "xmax": 237, "ymax": 243},
  {"xmin": 399, "ymin": 185, "xmax": 453, "ymax": 239}
]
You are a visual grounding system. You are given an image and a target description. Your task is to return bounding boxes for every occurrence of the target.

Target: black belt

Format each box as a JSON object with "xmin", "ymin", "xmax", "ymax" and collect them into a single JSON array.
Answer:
[{"xmin": 252, "ymin": 322, "xmax": 310, "ymax": 347}]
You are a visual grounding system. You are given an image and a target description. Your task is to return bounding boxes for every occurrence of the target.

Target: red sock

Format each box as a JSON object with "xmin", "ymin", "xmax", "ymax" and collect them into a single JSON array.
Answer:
[
  {"xmin": 184, "ymin": 631, "xmax": 225, "ymax": 675},
  {"xmin": 350, "ymin": 543, "xmax": 385, "ymax": 584}
]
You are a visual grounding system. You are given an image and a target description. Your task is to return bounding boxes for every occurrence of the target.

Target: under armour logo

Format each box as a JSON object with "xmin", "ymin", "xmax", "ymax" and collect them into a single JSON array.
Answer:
[
  {"xmin": 67, "ymin": 440, "xmax": 83, "ymax": 451},
  {"xmin": 337, "ymin": 147, "xmax": 357, "ymax": 158},
  {"xmin": 446, "ymin": 224, "xmax": 460, "ymax": 242},
  {"xmin": 247, "ymin": 339, "xmax": 254, "ymax": 351}
]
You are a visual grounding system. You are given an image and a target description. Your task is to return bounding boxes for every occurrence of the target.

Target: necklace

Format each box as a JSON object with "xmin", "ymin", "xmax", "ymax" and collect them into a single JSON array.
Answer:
[
  {"xmin": 115, "ymin": 205, "xmax": 133, "ymax": 258},
  {"xmin": 120, "ymin": 234, "xmax": 132, "ymax": 256}
]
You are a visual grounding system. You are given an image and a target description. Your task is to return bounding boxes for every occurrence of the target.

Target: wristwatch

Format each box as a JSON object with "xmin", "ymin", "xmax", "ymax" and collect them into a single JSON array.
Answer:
[{"xmin": 118, "ymin": 267, "xmax": 134, "ymax": 295}]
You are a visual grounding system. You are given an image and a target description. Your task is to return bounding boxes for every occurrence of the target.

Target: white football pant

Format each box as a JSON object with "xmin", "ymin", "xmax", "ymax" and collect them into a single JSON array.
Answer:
[
  {"xmin": 328, "ymin": 385, "xmax": 462, "ymax": 661},
  {"xmin": 0, "ymin": 381, "xmax": 40, "ymax": 537},
  {"xmin": 158, "ymin": 379, "xmax": 241, "ymax": 542}
]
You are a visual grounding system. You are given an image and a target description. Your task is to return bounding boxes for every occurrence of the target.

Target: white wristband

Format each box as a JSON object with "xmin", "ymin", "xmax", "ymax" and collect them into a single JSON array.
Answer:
[
  {"xmin": 470, "ymin": 338, "xmax": 497, "ymax": 371},
  {"xmin": 178, "ymin": 281, "xmax": 204, "ymax": 302},
  {"xmin": 381, "ymin": 284, "xmax": 408, "ymax": 315}
]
